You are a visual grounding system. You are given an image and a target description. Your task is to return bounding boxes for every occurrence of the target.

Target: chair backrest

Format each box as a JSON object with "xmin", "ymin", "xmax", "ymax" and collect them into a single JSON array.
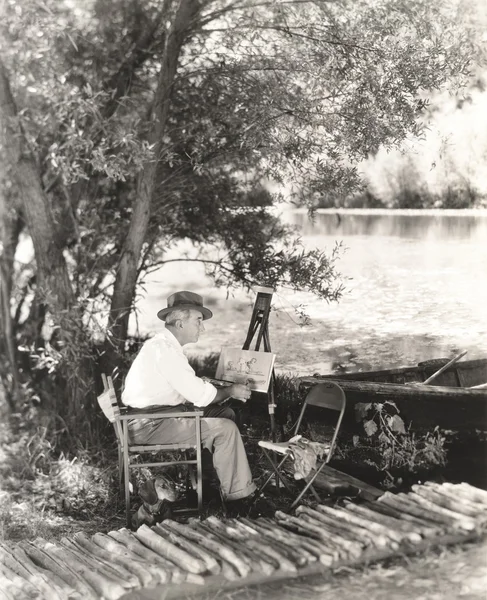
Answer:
[
  {"xmin": 97, "ymin": 374, "xmax": 123, "ymax": 442},
  {"xmin": 305, "ymin": 381, "xmax": 346, "ymax": 410},
  {"xmin": 294, "ymin": 381, "xmax": 347, "ymax": 463}
]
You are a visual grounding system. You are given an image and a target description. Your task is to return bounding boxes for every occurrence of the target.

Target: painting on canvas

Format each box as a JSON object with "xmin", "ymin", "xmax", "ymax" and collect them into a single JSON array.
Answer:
[{"xmin": 215, "ymin": 348, "xmax": 276, "ymax": 393}]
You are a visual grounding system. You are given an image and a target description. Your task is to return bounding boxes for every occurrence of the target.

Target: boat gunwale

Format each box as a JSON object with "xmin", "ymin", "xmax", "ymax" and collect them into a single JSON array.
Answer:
[{"xmin": 314, "ymin": 358, "xmax": 487, "ymax": 382}]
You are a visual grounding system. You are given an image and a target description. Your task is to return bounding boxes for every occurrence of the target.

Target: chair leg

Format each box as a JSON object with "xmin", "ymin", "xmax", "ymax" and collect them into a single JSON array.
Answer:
[
  {"xmin": 255, "ymin": 450, "xmax": 293, "ymax": 499},
  {"xmin": 117, "ymin": 446, "xmax": 123, "ymax": 495},
  {"xmin": 219, "ymin": 489, "xmax": 227, "ymax": 517},
  {"xmin": 195, "ymin": 417, "xmax": 203, "ymax": 517},
  {"xmin": 123, "ymin": 425, "xmax": 131, "ymax": 527},
  {"xmin": 309, "ymin": 484, "xmax": 322, "ymax": 503},
  {"xmin": 290, "ymin": 461, "xmax": 327, "ymax": 509}
]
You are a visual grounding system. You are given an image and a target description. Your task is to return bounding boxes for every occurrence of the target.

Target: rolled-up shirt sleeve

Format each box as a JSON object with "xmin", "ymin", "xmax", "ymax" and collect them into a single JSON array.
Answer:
[{"xmin": 154, "ymin": 342, "xmax": 217, "ymax": 407}]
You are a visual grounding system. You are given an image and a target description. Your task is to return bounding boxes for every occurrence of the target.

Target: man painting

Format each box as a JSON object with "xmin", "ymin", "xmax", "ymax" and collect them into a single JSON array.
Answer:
[{"xmin": 122, "ymin": 290, "xmax": 257, "ymax": 508}]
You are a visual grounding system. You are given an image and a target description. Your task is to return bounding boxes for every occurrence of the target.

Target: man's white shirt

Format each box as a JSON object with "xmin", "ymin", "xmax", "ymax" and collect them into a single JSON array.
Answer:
[{"xmin": 121, "ymin": 328, "xmax": 217, "ymax": 408}]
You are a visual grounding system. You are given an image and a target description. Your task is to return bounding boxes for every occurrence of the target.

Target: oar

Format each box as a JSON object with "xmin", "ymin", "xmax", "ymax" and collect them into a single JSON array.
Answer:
[
  {"xmin": 422, "ymin": 350, "xmax": 468, "ymax": 385},
  {"xmin": 468, "ymin": 382, "xmax": 487, "ymax": 390}
]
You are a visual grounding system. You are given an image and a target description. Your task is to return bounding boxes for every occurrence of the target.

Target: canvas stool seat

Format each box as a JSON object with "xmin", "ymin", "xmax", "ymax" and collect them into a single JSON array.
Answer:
[
  {"xmin": 97, "ymin": 374, "xmax": 204, "ymax": 526},
  {"xmin": 255, "ymin": 381, "xmax": 346, "ymax": 509},
  {"xmin": 258, "ymin": 440, "xmax": 294, "ymax": 454}
]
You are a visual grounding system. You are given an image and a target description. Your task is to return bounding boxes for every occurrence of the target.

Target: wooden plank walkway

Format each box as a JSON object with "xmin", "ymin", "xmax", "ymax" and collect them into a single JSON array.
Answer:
[
  {"xmin": 1, "ymin": 482, "xmax": 486, "ymax": 600},
  {"xmin": 122, "ymin": 531, "xmax": 483, "ymax": 600}
]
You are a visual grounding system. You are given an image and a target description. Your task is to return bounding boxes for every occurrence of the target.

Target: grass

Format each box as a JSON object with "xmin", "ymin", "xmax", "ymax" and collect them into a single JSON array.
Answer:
[
  {"xmin": 0, "ymin": 419, "xmax": 125, "ymax": 542},
  {"xmin": 0, "ymin": 409, "xmax": 297, "ymax": 542}
]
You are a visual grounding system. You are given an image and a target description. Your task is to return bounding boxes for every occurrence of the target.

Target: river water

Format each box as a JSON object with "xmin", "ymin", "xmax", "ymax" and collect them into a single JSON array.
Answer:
[{"xmin": 135, "ymin": 209, "xmax": 487, "ymax": 376}]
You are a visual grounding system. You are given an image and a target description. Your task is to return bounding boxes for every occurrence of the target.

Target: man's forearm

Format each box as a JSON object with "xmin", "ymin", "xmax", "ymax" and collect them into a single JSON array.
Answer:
[
  {"xmin": 208, "ymin": 383, "xmax": 250, "ymax": 405},
  {"xmin": 210, "ymin": 387, "xmax": 234, "ymax": 405}
]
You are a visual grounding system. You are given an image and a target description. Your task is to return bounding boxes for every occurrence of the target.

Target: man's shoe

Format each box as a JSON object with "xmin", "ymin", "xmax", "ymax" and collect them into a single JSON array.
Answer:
[
  {"xmin": 224, "ymin": 493, "xmax": 257, "ymax": 518},
  {"xmin": 247, "ymin": 493, "xmax": 275, "ymax": 518}
]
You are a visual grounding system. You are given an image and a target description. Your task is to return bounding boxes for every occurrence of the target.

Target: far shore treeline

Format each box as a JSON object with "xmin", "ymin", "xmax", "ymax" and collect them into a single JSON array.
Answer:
[{"xmin": 0, "ymin": 0, "xmax": 485, "ymax": 452}]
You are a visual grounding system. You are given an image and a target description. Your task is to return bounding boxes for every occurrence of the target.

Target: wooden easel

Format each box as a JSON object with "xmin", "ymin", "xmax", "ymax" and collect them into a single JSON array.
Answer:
[{"xmin": 242, "ymin": 286, "xmax": 277, "ymax": 440}]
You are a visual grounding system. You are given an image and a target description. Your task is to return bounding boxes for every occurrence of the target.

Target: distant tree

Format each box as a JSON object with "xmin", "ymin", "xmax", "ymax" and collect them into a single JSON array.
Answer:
[{"xmin": 0, "ymin": 0, "xmax": 475, "ymax": 437}]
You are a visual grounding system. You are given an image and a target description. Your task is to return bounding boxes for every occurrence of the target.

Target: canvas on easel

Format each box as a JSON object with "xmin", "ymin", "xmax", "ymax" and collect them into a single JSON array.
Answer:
[{"xmin": 215, "ymin": 348, "xmax": 276, "ymax": 393}]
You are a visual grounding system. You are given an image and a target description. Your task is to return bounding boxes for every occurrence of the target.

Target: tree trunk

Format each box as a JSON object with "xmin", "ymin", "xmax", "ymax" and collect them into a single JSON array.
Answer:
[
  {"xmin": 107, "ymin": 0, "xmax": 201, "ymax": 361},
  {"xmin": 0, "ymin": 66, "xmax": 23, "ymax": 409},
  {"xmin": 0, "ymin": 59, "xmax": 88, "ymax": 419},
  {"xmin": 0, "ymin": 60, "xmax": 74, "ymax": 311},
  {"xmin": 0, "ymin": 207, "xmax": 22, "ymax": 410}
]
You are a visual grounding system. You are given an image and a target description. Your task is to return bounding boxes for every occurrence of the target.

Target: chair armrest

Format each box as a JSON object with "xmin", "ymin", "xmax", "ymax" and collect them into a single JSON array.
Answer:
[{"xmin": 118, "ymin": 410, "xmax": 204, "ymax": 420}]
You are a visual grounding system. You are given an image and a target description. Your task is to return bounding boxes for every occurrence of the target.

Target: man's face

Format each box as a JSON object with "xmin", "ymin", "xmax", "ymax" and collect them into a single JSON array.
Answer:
[{"xmin": 180, "ymin": 309, "xmax": 205, "ymax": 345}]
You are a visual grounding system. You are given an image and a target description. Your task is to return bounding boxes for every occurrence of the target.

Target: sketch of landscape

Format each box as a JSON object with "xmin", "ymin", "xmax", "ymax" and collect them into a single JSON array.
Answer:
[{"xmin": 215, "ymin": 348, "xmax": 276, "ymax": 393}]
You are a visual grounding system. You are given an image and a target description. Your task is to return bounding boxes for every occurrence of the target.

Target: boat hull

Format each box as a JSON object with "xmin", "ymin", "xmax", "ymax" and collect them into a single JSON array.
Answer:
[{"xmin": 298, "ymin": 358, "xmax": 487, "ymax": 432}]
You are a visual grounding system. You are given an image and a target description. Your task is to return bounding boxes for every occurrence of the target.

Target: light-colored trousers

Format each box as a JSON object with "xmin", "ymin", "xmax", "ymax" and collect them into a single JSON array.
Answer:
[{"xmin": 128, "ymin": 405, "xmax": 256, "ymax": 501}]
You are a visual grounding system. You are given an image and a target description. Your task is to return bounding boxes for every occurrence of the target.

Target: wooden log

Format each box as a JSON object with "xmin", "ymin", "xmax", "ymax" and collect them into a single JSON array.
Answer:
[
  {"xmin": 15, "ymin": 541, "xmax": 85, "ymax": 600},
  {"xmin": 197, "ymin": 520, "xmax": 275, "ymax": 575},
  {"xmin": 441, "ymin": 483, "xmax": 487, "ymax": 511},
  {"xmin": 296, "ymin": 506, "xmax": 378, "ymax": 549},
  {"xmin": 439, "ymin": 483, "xmax": 487, "ymax": 509},
  {"xmin": 93, "ymin": 532, "xmax": 168, "ymax": 584},
  {"xmin": 424, "ymin": 482, "xmax": 483, "ymax": 514},
  {"xmin": 0, "ymin": 575, "xmax": 31, "ymax": 600},
  {"xmin": 257, "ymin": 517, "xmax": 339, "ymax": 565},
  {"xmin": 0, "ymin": 562, "xmax": 43, "ymax": 600},
  {"xmin": 458, "ymin": 482, "xmax": 487, "ymax": 505},
  {"xmin": 53, "ymin": 540, "xmax": 129, "ymax": 600},
  {"xmin": 271, "ymin": 514, "xmax": 330, "ymax": 545},
  {"xmin": 60, "ymin": 537, "xmax": 137, "ymax": 589},
  {"xmin": 195, "ymin": 521, "xmax": 266, "ymax": 574},
  {"xmin": 228, "ymin": 518, "xmax": 312, "ymax": 568},
  {"xmin": 402, "ymin": 493, "xmax": 476, "ymax": 531},
  {"xmin": 362, "ymin": 501, "xmax": 440, "ymax": 538},
  {"xmin": 107, "ymin": 529, "xmax": 179, "ymax": 582},
  {"xmin": 298, "ymin": 377, "xmax": 487, "ymax": 431},
  {"xmin": 64, "ymin": 535, "xmax": 141, "ymax": 587},
  {"xmin": 154, "ymin": 523, "xmax": 221, "ymax": 575},
  {"xmin": 379, "ymin": 492, "xmax": 459, "ymax": 528},
  {"xmin": 343, "ymin": 502, "xmax": 422, "ymax": 543},
  {"xmin": 163, "ymin": 520, "xmax": 250, "ymax": 579},
  {"xmin": 157, "ymin": 523, "xmax": 238, "ymax": 582},
  {"xmin": 135, "ymin": 524, "xmax": 207, "ymax": 575},
  {"xmin": 75, "ymin": 532, "xmax": 155, "ymax": 587},
  {"xmin": 411, "ymin": 485, "xmax": 484, "ymax": 520},
  {"xmin": 0, "ymin": 541, "xmax": 64, "ymax": 596},
  {"xmin": 0, "ymin": 579, "xmax": 17, "ymax": 600},
  {"xmin": 239, "ymin": 518, "xmax": 323, "ymax": 566},
  {"xmin": 275, "ymin": 511, "xmax": 362, "ymax": 558},
  {"xmin": 314, "ymin": 504, "xmax": 401, "ymax": 547},
  {"xmin": 205, "ymin": 517, "xmax": 299, "ymax": 574},
  {"xmin": 235, "ymin": 518, "xmax": 318, "ymax": 567},
  {"xmin": 117, "ymin": 527, "xmax": 204, "ymax": 586}
]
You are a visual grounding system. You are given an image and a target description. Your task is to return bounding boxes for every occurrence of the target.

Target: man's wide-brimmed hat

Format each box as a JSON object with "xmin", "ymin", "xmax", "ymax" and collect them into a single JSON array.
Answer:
[{"xmin": 157, "ymin": 290, "xmax": 213, "ymax": 321}]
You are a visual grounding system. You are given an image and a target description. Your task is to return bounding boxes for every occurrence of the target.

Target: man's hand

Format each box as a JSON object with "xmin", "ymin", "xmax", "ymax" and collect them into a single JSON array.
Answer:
[{"xmin": 230, "ymin": 383, "xmax": 251, "ymax": 402}]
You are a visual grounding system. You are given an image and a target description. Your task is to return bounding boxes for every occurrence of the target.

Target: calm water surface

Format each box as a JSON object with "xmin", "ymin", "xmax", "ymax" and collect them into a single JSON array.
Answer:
[{"xmin": 137, "ymin": 209, "xmax": 487, "ymax": 376}]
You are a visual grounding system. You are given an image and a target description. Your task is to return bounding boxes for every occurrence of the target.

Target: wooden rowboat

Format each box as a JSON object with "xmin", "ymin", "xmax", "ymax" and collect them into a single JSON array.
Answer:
[{"xmin": 298, "ymin": 357, "xmax": 487, "ymax": 432}]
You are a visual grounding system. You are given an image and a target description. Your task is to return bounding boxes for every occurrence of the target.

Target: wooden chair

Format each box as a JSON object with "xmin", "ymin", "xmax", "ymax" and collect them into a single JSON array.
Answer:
[
  {"xmin": 255, "ymin": 381, "xmax": 347, "ymax": 509},
  {"xmin": 97, "ymin": 374, "xmax": 204, "ymax": 526}
]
